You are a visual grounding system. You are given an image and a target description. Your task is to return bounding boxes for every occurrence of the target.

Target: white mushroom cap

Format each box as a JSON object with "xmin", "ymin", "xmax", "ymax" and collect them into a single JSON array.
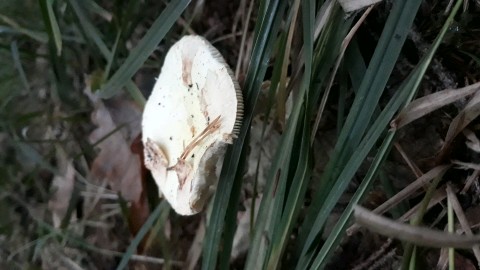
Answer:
[{"xmin": 142, "ymin": 35, "xmax": 243, "ymax": 215}]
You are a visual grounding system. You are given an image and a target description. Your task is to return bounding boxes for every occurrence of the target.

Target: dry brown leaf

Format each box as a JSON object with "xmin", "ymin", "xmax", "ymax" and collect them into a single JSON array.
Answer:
[
  {"xmin": 129, "ymin": 134, "xmax": 151, "ymax": 252},
  {"xmin": 439, "ymin": 89, "xmax": 480, "ymax": 156},
  {"xmin": 464, "ymin": 129, "xmax": 480, "ymax": 153},
  {"xmin": 86, "ymin": 88, "xmax": 142, "ymax": 203},
  {"xmin": 399, "ymin": 184, "xmax": 456, "ymax": 223},
  {"xmin": 452, "ymin": 160, "xmax": 480, "ymax": 171},
  {"xmin": 391, "ymin": 82, "xmax": 480, "ymax": 130},
  {"xmin": 48, "ymin": 148, "xmax": 76, "ymax": 228},
  {"xmin": 347, "ymin": 165, "xmax": 451, "ymax": 235}
]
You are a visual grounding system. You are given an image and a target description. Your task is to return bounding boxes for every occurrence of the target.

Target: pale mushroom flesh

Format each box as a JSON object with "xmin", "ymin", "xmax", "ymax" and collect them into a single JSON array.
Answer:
[{"xmin": 142, "ymin": 35, "xmax": 243, "ymax": 215}]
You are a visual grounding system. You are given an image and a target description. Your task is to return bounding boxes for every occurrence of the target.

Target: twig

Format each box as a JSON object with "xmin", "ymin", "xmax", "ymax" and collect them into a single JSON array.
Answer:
[{"xmin": 354, "ymin": 205, "xmax": 480, "ymax": 249}]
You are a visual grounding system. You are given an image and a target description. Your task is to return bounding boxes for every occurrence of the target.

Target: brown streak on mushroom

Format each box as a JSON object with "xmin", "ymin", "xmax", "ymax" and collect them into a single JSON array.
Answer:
[
  {"xmin": 180, "ymin": 115, "xmax": 222, "ymax": 160},
  {"xmin": 191, "ymin": 126, "xmax": 196, "ymax": 138},
  {"xmin": 144, "ymin": 138, "xmax": 168, "ymax": 174},
  {"xmin": 182, "ymin": 58, "xmax": 193, "ymax": 87},
  {"xmin": 167, "ymin": 116, "xmax": 222, "ymax": 189}
]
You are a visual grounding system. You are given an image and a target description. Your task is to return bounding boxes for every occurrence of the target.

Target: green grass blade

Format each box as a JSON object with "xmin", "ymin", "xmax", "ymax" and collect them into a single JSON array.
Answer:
[
  {"xmin": 286, "ymin": 3, "xmax": 351, "ymax": 263},
  {"xmin": 67, "ymin": 0, "xmax": 111, "ymax": 59},
  {"xmin": 85, "ymin": 0, "xmax": 111, "ymax": 21},
  {"xmin": 242, "ymin": 30, "xmax": 289, "ymax": 265},
  {"xmin": 296, "ymin": 0, "xmax": 423, "ymax": 265},
  {"xmin": 10, "ymin": 41, "xmax": 31, "ymax": 91},
  {"xmin": 45, "ymin": 0, "xmax": 62, "ymax": 55},
  {"xmin": 311, "ymin": 131, "xmax": 395, "ymax": 269},
  {"xmin": 243, "ymin": 0, "xmax": 281, "ymax": 97},
  {"xmin": 116, "ymin": 201, "xmax": 169, "ymax": 270},
  {"xmin": 0, "ymin": 14, "xmax": 48, "ymax": 43},
  {"xmin": 300, "ymin": 0, "xmax": 463, "ymax": 267},
  {"xmin": 447, "ymin": 189, "xmax": 455, "ymax": 270},
  {"xmin": 263, "ymin": 1, "xmax": 314, "ymax": 267},
  {"xmin": 125, "ymin": 81, "xmax": 146, "ymax": 108},
  {"xmin": 38, "ymin": 0, "xmax": 76, "ymax": 106},
  {"xmin": 103, "ymin": 30, "xmax": 121, "ymax": 80},
  {"xmin": 67, "ymin": 0, "xmax": 146, "ymax": 106},
  {"xmin": 201, "ymin": 0, "xmax": 287, "ymax": 268},
  {"xmin": 98, "ymin": 0, "xmax": 190, "ymax": 98},
  {"xmin": 309, "ymin": 5, "xmax": 352, "ymax": 108},
  {"xmin": 14, "ymin": 140, "xmax": 59, "ymax": 174},
  {"xmin": 217, "ymin": 144, "xmax": 248, "ymax": 270},
  {"xmin": 400, "ymin": 1, "xmax": 464, "ymax": 267},
  {"xmin": 266, "ymin": 112, "xmax": 312, "ymax": 269},
  {"xmin": 243, "ymin": 1, "xmax": 315, "ymax": 268},
  {"xmin": 297, "ymin": 84, "xmax": 411, "ymax": 268},
  {"xmin": 344, "ymin": 39, "xmax": 366, "ymax": 91}
]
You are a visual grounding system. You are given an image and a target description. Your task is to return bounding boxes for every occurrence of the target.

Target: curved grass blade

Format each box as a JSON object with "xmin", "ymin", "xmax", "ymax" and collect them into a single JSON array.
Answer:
[
  {"xmin": 67, "ymin": 0, "xmax": 146, "ymax": 106},
  {"xmin": 266, "ymin": 111, "xmax": 312, "ymax": 270},
  {"xmin": 0, "ymin": 14, "xmax": 48, "ymax": 43},
  {"xmin": 45, "ymin": 0, "xmax": 62, "ymax": 55},
  {"xmin": 300, "ymin": 0, "xmax": 464, "ymax": 267},
  {"xmin": 201, "ymin": 0, "xmax": 287, "ymax": 268},
  {"xmin": 296, "ymin": 0, "xmax": 423, "ymax": 266},
  {"xmin": 38, "ymin": 0, "xmax": 62, "ymax": 55},
  {"xmin": 10, "ymin": 41, "xmax": 31, "ymax": 91},
  {"xmin": 98, "ymin": 0, "xmax": 190, "ymax": 98},
  {"xmin": 85, "ymin": 0, "xmax": 112, "ymax": 22},
  {"xmin": 67, "ymin": 0, "xmax": 111, "ymax": 59},
  {"xmin": 311, "ymin": 130, "xmax": 395, "ymax": 269},
  {"xmin": 243, "ymin": 1, "xmax": 315, "ymax": 268},
  {"xmin": 266, "ymin": 0, "xmax": 315, "ymax": 267},
  {"xmin": 38, "ymin": 0, "xmax": 74, "ymax": 105}
]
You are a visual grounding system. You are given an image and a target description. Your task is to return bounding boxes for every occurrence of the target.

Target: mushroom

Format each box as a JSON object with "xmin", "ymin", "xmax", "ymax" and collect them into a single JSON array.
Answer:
[{"xmin": 142, "ymin": 35, "xmax": 243, "ymax": 215}]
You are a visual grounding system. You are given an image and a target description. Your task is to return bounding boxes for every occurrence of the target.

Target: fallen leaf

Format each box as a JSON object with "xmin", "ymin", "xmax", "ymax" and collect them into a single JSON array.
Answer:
[
  {"xmin": 391, "ymin": 82, "xmax": 480, "ymax": 130},
  {"xmin": 438, "ymin": 89, "xmax": 480, "ymax": 160},
  {"xmin": 347, "ymin": 165, "xmax": 451, "ymax": 236},
  {"xmin": 85, "ymin": 86, "xmax": 142, "ymax": 203},
  {"xmin": 129, "ymin": 133, "xmax": 151, "ymax": 253}
]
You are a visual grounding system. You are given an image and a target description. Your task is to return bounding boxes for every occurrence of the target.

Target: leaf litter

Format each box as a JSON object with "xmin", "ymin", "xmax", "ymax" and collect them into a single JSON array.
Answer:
[{"xmin": 85, "ymin": 85, "xmax": 143, "ymax": 203}]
